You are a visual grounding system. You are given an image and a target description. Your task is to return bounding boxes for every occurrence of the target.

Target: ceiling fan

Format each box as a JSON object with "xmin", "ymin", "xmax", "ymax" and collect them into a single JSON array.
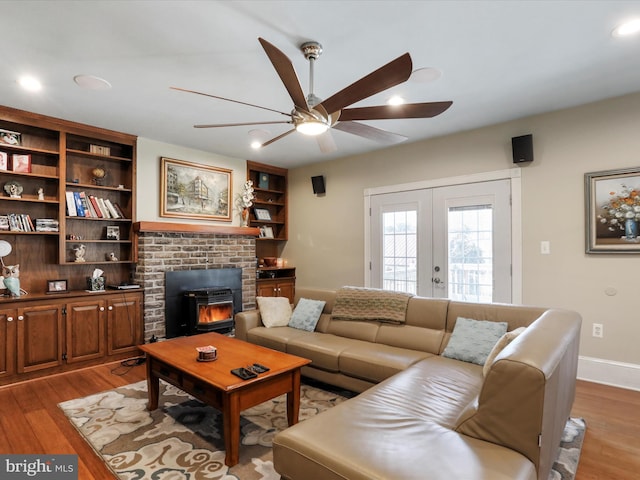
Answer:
[{"xmin": 171, "ymin": 37, "xmax": 452, "ymax": 152}]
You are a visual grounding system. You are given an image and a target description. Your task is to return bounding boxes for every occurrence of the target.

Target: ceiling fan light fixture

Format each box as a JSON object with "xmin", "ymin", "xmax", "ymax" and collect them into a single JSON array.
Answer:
[
  {"xmin": 387, "ymin": 95, "xmax": 405, "ymax": 106},
  {"xmin": 612, "ymin": 18, "xmax": 640, "ymax": 37},
  {"xmin": 296, "ymin": 120, "xmax": 329, "ymax": 136}
]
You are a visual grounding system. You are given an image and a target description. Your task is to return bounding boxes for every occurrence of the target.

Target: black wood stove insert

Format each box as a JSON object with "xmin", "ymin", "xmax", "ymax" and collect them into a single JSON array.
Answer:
[
  {"xmin": 184, "ymin": 287, "xmax": 234, "ymax": 335},
  {"xmin": 165, "ymin": 268, "xmax": 242, "ymax": 338}
]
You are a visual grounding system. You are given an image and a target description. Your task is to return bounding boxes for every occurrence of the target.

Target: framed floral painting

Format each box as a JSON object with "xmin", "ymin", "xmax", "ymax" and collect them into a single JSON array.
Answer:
[{"xmin": 585, "ymin": 167, "xmax": 640, "ymax": 253}]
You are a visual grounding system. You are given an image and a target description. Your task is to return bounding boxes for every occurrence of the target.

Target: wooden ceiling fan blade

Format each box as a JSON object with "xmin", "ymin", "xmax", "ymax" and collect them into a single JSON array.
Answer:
[
  {"xmin": 316, "ymin": 131, "xmax": 337, "ymax": 153},
  {"xmin": 318, "ymin": 53, "xmax": 413, "ymax": 115},
  {"xmin": 194, "ymin": 121, "xmax": 291, "ymax": 128},
  {"xmin": 339, "ymin": 101, "xmax": 453, "ymax": 121},
  {"xmin": 261, "ymin": 128, "xmax": 296, "ymax": 148},
  {"xmin": 333, "ymin": 121, "xmax": 408, "ymax": 145},
  {"xmin": 258, "ymin": 38, "xmax": 308, "ymax": 110},
  {"xmin": 170, "ymin": 86, "xmax": 291, "ymax": 117}
]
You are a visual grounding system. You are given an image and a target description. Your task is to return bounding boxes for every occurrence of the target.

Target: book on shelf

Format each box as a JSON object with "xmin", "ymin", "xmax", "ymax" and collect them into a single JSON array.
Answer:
[
  {"xmin": 113, "ymin": 202, "xmax": 126, "ymax": 218},
  {"xmin": 65, "ymin": 191, "xmax": 77, "ymax": 216},
  {"xmin": 78, "ymin": 192, "xmax": 94, "ymax": 218},
  {"xmin": 107, "ymin": 283, "xmax": 141, "ymax": 290},
  {"xmin": 7, "ymin": 213, "xmax": 35, "ymax": 232},
  {"xmin": 104, "ymin": 198, "xmax": 120, "ymax": 218},
  {"xmin": 35, "ymin": 218, "xmax": 59, "ymax": 232},
  {"xmin": 73, "ymin": 192, "xmax": 85, "ymax": 217},
  {"xmin": 97, "ymin": 197, "xmax": 111, "ymax": 218},
  {"xmin": 88, "ymin": 195, "xmax": 103, "ymax": 218},
  {"xmin": 0, "ymin": 216, "xmax": 8, "ymax": 231}
]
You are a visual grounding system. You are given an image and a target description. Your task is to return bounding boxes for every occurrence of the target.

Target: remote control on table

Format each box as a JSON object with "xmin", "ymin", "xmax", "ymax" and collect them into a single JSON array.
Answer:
[
  {"xmin": 230, "ymin": 367, "xmax": 258, "ymax": 380},
  {"xmin": 252, "ymin": 363, "xmax": 270, "ymax": 373}
]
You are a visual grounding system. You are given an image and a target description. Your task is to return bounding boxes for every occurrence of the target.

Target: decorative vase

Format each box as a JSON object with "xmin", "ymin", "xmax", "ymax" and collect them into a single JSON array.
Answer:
[
  {"xmin": 624, "ymin": 218, "xmax": 638, "ymax": 240},
  {"xmin": 241, "ymin": 208, "xmax": 249, "ymax": 227}
]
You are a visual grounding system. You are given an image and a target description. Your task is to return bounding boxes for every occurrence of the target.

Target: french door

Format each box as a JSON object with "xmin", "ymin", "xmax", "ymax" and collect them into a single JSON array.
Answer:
[{"xmin": 369, "ymin": 179, "xmax": 512, "ymax": 303}]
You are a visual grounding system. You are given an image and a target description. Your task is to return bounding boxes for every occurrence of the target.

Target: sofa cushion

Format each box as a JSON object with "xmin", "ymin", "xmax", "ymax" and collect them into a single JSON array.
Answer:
[
  {"xmin": 287, "ymin": 334, "xmax": 358, "ymax": 372},
  {"xmin": 246, "ymin": 326, "xmax": 309, "ymax": 352},
  {"xmin": 289, "ymin": 298, "xmax": 326, "ymax": 331},
  {"xmin": 482, "ymin": 327, "xmax": 527, "ymax": 377},
  {"xmin": 442, "ymin": 317, "xmax": 508, "ymax": 365},
  {"xmin": 376, "ymin": 323, "xmax": 445, "ymax": 355},
  {"xmin": 256, "ymin": 296, "xmax": 292, "ymax": 327},
  {"xmin": 338, "ymin": 342, "xmax": 433, "ymax": 383}
]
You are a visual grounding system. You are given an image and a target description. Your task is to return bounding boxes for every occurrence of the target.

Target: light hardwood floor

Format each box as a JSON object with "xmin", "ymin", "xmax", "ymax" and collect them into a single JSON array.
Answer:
[{"xmin": 0, "ymin": 365, "xmax": 638, "ymax": 479}]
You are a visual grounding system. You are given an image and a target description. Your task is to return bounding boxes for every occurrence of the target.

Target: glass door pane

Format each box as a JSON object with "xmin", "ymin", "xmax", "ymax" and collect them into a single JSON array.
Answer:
[
  {"xmin": 448, "ymin": 205, "xmax": 493, "ymax": 302},
  {"xmin": 382, "ymin": 210, "xmax": 418, "ymax": 294}
]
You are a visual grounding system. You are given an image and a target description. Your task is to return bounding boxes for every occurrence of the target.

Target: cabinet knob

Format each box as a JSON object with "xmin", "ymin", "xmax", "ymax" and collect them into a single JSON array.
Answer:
[
  {"xmin": 7, "ymin": 316, "xmax": 13, "ymax": 322},
  {"xmin": 100, "ymin": 307, "xmax": 105, "ymax": 311},
  {"xmin": 18, "ymin": 315, "xmax": 24, "ymax": 321},
  {"xmin": 108, "ymin": 306, "xmax": 113, "ymax": 311}
]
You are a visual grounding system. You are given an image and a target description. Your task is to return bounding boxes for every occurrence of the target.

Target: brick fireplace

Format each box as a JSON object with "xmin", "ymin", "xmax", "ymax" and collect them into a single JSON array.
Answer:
[{"xmin": 133, "ymin": 222, "xmax": 260, "ymax": 341}]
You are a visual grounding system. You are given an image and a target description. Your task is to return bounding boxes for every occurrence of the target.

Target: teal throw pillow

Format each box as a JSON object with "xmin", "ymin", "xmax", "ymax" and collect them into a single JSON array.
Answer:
[
  {"xmin": 288, "ymin": 298, "xmax": 326, "ymax": 332},
  {"xmin": 442, "ymin": 317, "xmax": 508, "ymax": 365}
]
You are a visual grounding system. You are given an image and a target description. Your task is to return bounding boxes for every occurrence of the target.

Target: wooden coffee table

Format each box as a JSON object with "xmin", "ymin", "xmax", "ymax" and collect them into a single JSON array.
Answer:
[{"xmin": 138, "ymin": 332, "xmax": 311, "ymax": 466}]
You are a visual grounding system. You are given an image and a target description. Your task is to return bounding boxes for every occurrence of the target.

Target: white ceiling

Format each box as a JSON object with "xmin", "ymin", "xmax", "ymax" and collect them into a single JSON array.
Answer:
[{"xmin": 1, "ymin": 1, "xmax": 639, "ymax": 169}]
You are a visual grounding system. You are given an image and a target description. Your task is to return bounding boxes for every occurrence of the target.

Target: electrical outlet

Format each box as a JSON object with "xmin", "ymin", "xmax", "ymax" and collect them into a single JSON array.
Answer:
[
  {"xmin": 592, "ymin": 323, "xmax": 603, "ymax": 338},
  {"xmin": 540, "ymin": 241, "xmax": 551, "ymax": 255}
]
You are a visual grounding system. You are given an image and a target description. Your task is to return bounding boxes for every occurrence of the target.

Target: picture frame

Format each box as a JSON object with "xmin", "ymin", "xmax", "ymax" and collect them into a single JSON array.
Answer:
[
  {"xmin": 254, "ymin": 207, "xmax": 272, "ymax": 221},
  {"xmin": 160, "ymin": 157, "xmax": 232, "ymax": 221},
  {"xmin": 11, "ymin": 154, "xmax": 31, "ymax": 173},
  {"xmin": 46, "ymin": 279, "xmax": 68, "ymax": 294},
  {"xmin": 585, "ymin": 167, "xmax": 640, "ymax": 253},
  {"xmin": 0, "ymin": 129, "xmax": 21, "ymax": 146},
  {"xmin": 106, "ymin": 225, "xmax": 120, "ymax": 240},
  {"xmin": 260, "ymin": 226, "xmax": 274, "ymax": 238},
  {"xmin": 258, "ymin": 172, "xmax": 270, "ymax": 189}
]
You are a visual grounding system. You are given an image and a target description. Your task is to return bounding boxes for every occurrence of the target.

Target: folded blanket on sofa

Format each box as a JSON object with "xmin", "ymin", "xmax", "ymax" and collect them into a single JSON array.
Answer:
[{"xmin": 332, "ymin": 286, "xmax": 413, "ymax": 324}]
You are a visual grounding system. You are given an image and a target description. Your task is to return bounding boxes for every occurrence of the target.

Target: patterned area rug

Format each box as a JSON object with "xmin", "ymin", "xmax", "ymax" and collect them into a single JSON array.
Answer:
[{"xmin": 59, "ymin": 380, "xmax": 585, "ymax": 480}]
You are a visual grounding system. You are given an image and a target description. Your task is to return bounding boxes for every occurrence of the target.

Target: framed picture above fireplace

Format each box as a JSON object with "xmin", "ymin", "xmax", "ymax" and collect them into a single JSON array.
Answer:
[{"xmin": 160, "ymin": 157, "xmax": 232, "ymax": 221}]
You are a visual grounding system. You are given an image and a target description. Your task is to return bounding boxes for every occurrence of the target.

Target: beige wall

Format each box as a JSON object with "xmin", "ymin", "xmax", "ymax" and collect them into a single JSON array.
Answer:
[
  {"xmin": 284, "ymin": 92, "xmax": 640, "ymax": 381},
  {"xmin": 136, "ymin": 137, "xmax": 247, "ymax": 225}
]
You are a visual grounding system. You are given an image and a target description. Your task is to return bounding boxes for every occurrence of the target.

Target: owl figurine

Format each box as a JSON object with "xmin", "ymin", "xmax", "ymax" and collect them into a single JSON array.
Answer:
[{"xmin": 1, "ymin": 264, "xmax": 21, "ymax": 297}]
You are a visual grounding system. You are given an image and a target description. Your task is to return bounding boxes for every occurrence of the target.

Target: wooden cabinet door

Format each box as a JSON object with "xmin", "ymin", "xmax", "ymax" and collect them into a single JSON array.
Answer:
[
  {"xmin": 66, "ymin": 299, "xmax": 106, "ymax": 363},
  {"xmin": 257, "ymin": 279, "xmax": 278, "ymax": 298},
  {"xmin": 0, "ymin": 308, "xmax": 16, "ymax": 378},
  {"xmin": 107, "ymin": 293, "xmax": 142, "ymax": 355},
  {"xmin": 16, "ymin": 304, "xmax": 64, "ymax": 374},
  {"xmin": 277, "ymin": 280, "xmax": 295, "ymax": 303}
]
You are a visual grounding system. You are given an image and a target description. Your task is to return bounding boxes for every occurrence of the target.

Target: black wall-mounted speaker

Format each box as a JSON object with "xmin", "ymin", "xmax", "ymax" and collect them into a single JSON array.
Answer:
[
  {"xmin": 512, "ymin": 134, "xmax": 534, "ymax": 163},
  {"xmin": 311, "ymin": 175, "xmax": 326, "ymax": 194}
]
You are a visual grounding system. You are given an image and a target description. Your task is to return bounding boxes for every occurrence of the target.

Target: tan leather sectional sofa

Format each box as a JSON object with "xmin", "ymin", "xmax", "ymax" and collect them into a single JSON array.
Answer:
[{"xmin": 234, "ymin": 287, "xmax": 582, "ymax": 480}]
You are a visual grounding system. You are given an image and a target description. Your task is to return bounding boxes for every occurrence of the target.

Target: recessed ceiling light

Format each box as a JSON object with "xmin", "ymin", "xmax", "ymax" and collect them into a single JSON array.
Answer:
[
  {"xmin": 248, "ymin": 129, "xmax": 270, "ymax": 149},
  {"xmin": 387, "ymin": 95, "xmax": 405, "ymax": 106},
  {"xmin": 410, "ymin": 67, "xmax": 442, "ymax": 84},
  {"xmin": 73, "ymin": 74, "xmax": 112, "ymax": 90},
  {"xmin": 612, "ymin": 18, "xmax": 640, "ymax": 37},
  {"xmin": 18, "ymin": 75, "xmax": 42, "ymax": 92}
]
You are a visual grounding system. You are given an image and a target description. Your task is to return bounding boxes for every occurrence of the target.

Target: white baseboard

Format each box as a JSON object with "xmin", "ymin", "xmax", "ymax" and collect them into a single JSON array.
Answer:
[{"xmin": 577, "ymin": 356, "xmax": 640, "ymax": 391}]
